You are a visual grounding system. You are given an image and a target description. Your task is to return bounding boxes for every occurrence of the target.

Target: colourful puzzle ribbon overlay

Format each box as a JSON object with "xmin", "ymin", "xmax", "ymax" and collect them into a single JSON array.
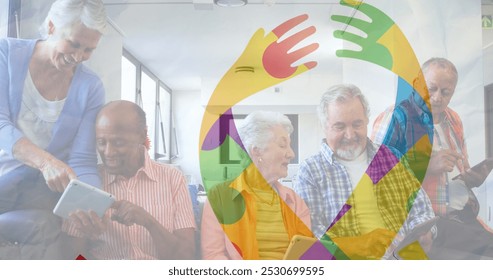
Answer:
[
  {"xmin": 326, "ymin": 0, "xmax": 434, "ymax": 259},
  {"xmin": 199, "ymin": 1, "xmax": 433, "ymax": 260}
]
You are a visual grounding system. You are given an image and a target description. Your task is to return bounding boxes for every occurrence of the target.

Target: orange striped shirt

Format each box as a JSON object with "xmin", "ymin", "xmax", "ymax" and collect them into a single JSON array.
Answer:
[{"xmin": 65, "ymin": 151, "xmax": 196, "ymax": 259}]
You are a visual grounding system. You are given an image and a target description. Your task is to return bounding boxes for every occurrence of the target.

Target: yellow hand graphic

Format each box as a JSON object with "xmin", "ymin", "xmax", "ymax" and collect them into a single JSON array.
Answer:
[{"xmin": 200, "ymin": 14, "xmax": 318, "ymax": 147}]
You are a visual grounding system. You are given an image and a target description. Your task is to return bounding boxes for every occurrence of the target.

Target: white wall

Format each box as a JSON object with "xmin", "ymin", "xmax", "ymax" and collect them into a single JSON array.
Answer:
[
  {"xmin": 298, "ymin": 113, "xmax": 324, "ymax": 161},
  {"xmin": 172, "ymin": 90, "xmax": 204, "ymax": 185},
  {"xmin": 85, "ymin": 23, "xmax": 123, "ymax": 102},
  {"xmin": 477, "ymin": 5, "xmax": 493, "ymax": 226}
]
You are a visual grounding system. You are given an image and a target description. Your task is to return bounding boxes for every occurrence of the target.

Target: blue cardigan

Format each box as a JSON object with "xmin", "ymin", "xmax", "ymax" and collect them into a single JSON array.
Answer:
[{"xmin": 0, "ymin": 38, "xmax": 104, "ymax": 188}]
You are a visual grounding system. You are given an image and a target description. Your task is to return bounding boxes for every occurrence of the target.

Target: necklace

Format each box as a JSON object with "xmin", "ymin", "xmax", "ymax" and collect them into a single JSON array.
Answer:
[{"xmin": 250, "ymin": 186, "xmax": 277, "ymax": 206}]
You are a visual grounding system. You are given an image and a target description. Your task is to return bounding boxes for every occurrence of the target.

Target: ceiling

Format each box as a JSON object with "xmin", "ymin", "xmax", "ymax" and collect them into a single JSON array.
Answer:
[
  {"xmin": 103, "ymin": 0, "xmax": 346, "ymax": 92},
  {"xmin": 103, "ymin": 0, "xmax": 492, "ymax": 92}
]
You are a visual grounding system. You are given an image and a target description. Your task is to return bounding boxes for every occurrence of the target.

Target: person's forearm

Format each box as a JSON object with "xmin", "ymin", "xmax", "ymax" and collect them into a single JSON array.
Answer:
[
  {"xmin": 332, "ymin": 229, "xmax": 395, "ymax": 260},
  {"xmin": 143, "ymin": 214, "xmax": 195, "ymax": 259},
  {"xmin": 12, "ymin": 137, "xmax": 55, "ymax": 171},
  {"xmin": 332, "ymin": 236, "xmax": 362, "ymax": 259},
  {"xmin": 13, "ymin": 137, "xmax": 76, "ymax": 192}
]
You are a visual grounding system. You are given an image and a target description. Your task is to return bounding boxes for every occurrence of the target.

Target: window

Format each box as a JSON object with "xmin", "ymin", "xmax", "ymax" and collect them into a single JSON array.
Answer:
[
  {"xmin": 121, "ymin": 55, "xmax": 136, "ymax": 102},
  {"xmin": 0, "ymin": 1, "xmax": 9, "ymax": 37},
  {"xmin": 121, "ymin": 50, "xmax": 174, "ymax": 161},
  {"xmin": 2, "ymin": 0, "xmax": 21, "ymax": 38},
  {"xmin": 140, "ymin": 70, "xmax": 157, "ymax": 159},
  {"xmin": 156, "ymin": 84, "xmax": 171, "ymax": 161}
]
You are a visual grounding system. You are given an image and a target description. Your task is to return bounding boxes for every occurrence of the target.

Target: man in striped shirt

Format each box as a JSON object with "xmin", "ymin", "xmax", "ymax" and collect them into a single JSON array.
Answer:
[{"xmin": 66, "ymin": 100, "xmax": 196, "ymax": 259}]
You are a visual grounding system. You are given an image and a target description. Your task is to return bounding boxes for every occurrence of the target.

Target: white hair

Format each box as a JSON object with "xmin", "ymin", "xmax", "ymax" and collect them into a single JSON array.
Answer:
[
  {"xmin": 40, "ymin": 0, "xmax": 107, "ymax": 39},
  {"xmin": 317, "ymin": 84, "xmax": 370, "ymax": 129},
  {"xmin": 422, "ymin": 57, "xmax": 458, "ymax": 83},
  {"xmin": 238, "ymin": 111, "xmax": 293, "ymax": 158}
]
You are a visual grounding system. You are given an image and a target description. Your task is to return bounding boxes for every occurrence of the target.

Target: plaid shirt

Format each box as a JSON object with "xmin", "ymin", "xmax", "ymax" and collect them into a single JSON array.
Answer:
[
  {"xmin": 372, "ymin": 92, "xmax": 470, "ymax": 216},
  {"xmin": 294, "ymin": 139, "xmax": 435, "ymax": 240}
]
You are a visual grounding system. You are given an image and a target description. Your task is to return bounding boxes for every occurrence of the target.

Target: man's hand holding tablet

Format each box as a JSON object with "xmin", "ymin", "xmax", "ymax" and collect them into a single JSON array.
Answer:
[{"xmin": 53, "ymin": 179, "xmax": 115, "ymax": 219}]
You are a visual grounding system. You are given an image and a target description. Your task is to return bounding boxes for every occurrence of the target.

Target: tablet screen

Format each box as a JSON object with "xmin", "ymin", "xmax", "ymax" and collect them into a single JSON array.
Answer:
[
  {"xmin": 283, "ymin": 235, "xmax": 347, "ymax": 260},
  {"xmin": 53, "ymin": 179, "xmax": 115, "ymax": 219}
]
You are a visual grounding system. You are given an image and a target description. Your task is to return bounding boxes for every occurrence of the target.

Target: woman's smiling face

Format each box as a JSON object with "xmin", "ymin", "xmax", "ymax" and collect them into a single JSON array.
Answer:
[{"xmin": 50, "ymin": 22, "xmax": 102, "ymax": 72}]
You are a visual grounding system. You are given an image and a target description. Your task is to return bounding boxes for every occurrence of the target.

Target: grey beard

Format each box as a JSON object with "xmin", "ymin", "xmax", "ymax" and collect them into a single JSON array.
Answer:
[{"xmin": 335, "ymin": 144, "xmax": 365, "ymax": 161}]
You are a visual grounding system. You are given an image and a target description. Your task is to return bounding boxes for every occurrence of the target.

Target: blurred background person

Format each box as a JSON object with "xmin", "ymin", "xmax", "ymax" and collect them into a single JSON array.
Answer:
[{"xmin": 372, "ymin": 58, "xmax": 493, "ymax": 259}]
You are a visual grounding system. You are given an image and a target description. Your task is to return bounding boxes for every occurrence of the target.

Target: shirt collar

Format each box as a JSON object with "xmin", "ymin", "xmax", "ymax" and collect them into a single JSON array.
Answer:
[
  {"xmin": 320, "ymin": 140, "xmax": 336, "ymax": 165},
  {"xmin": 441, "ymin": 108, "xmax": 454, "ymax": 127},
  {"xmin": 104, "ymin": 149, "xmax": 157, "ymax": 185},
  {"xmin": 229, "ymin": 163, "xmax": 295, "ymax": 204},
  {"xmin": 410, "ymin": 91, "xmax": 433, "ymax": 125}
]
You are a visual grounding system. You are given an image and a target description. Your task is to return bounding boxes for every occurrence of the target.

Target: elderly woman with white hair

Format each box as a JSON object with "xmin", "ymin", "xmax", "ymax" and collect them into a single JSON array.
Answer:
[
  {"xmin": 201, "ymin": 111, "xmax": 312, "ymax": 260},
  {"xmin": 0, "ymin": 0, "xmax": 106, "ymax": 259},
  {"xmin": 0, "ymin": 0, "xmax": 106, "ymax": 210}
]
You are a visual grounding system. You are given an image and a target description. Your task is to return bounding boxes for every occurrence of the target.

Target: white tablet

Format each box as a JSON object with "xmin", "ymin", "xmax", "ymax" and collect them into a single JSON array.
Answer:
[
  {"xmin": 283, "ymin": 235, "xmax": 347, "ymax": 260},
  {"xmin": 283, "ymin": 235, "xmax": 318, "ymax": 260},
  {"xmin": 53, "ymin": 179, "xmax": 116, "ymax": 219}
]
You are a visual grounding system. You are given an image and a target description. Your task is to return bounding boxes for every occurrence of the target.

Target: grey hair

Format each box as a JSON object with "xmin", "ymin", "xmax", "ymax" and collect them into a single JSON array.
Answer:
[
  {"xmin": 317, "ymin": 84, "xmax": 370, "ymax": 128},
  {"xmin": 421, "ymin": 57, "xmax": 458, "ymax": 83},
  {"xmin": 238, "ymin": 111, "xmax": 293, "ymax": 158},
  {"xmin": 40, "ymin": 0, "xmax": 107, "ymax": 39}
]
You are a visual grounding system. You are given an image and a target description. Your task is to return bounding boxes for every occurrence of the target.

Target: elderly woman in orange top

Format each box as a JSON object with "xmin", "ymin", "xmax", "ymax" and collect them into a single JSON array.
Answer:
[{"xmin": 201, "ymin": 111, "xmax": 312, "ymax": 260}]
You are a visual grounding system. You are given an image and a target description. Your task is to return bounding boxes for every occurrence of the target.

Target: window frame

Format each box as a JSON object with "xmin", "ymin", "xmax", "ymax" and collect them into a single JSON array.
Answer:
[{"xmin": 121, "ymin": 49, "xmax": 174, "ymax": 161}]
